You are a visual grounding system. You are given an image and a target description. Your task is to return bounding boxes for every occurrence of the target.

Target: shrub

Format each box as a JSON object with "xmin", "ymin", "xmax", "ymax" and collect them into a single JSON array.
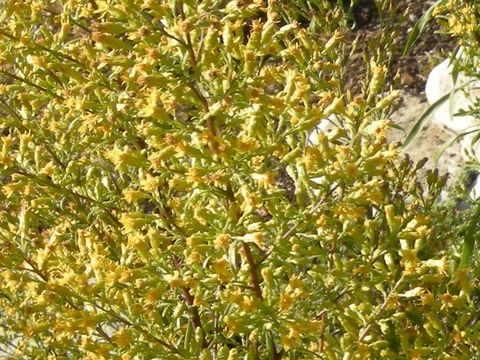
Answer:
[
  {"xmin": 0, "ymin": 0, "xmax": 478, "ymax": 359},
  {"xmin": 432, "ymin": 1, "xmax": 480, "ymax": 159}
]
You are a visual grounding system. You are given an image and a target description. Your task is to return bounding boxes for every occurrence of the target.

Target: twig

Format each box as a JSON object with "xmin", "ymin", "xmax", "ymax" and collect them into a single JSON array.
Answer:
[
  {"xmin": 358, "ymin": 275, "xmax": 405, "ymax": 342},
  {"xmin": 242, "ymin": 241, "xmax": 263, "ymax": 300},
  {"xmin": 177, "ymin": 0, "xmax": 198, "ymax": 67},
  {"xmin": 44, "ymin": 144, "xmax": 66, "ymax": 170},
  {"xmin": 0, "ymin": 70, "xmax": 62, "ymax": 99}
]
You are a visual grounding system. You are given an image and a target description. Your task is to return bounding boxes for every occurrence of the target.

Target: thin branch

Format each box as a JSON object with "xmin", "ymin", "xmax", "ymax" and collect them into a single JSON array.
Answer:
[
  {"xmin": 155, "ymin": 23, "xmax": 188, "ymax": 47},
  {"xmin": 44, "ymin": 144, "xmax": 66, "ymax": 170},
  {"xmin": 0, "ymin": 29, "xmax": 82, "ymax": 65},
  {"xmin": 358, "ymin": 275, "xmax": 405, "ymax": 342},
  {"xmin": 169, "ymin": 252, "xmax": 206, "ymax": 349},
  {"xmin": 242, "ymin": 241, "xmax": 263, "ymax": 300},
  {"xmin": 0, "ymin": 70, "xmax": 62, "ymax": 99},
  {"xmin": 177, "ymin": 0, "xmax": 198, "ymax": 67},
  {"xmin": 0, "ymin": 97, "xmax": 26, "ymax": 124},
  {"xmin": 88, "ymin": 0, "xmax": 98, "ymax": 10}
]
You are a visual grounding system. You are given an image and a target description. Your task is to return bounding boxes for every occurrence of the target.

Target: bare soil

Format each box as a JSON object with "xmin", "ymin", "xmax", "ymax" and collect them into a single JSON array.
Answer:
[{"xmin": 344, "ymin": 0, "xmax": 457, "ymax": 96}]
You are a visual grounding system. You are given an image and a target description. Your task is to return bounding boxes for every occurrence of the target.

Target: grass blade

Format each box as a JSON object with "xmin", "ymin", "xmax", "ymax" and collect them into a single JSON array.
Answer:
[
  {"xmin": 432, "ymin": 128, "xmax": 480, "ymax": 165},
  {"xmin": 402, "ymin": 0, "xmax": 445, "ymax": 57},
  {"xmin": 459, "ymin": 201, "xmax": 480, "ymax": 269},
  {"xmin": 402, "ymin": 91, "xmax": 451, "ymax": 151},
  {"xmin": 402, "ymin": 80, "xmax": 474, "ymax": 151}
]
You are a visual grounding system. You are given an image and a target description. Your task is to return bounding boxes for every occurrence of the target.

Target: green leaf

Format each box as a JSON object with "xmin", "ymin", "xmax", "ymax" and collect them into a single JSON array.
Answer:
[
  {"xmin": 433, "ymin": 127, "xmax": 480, "ymax": 165},
  {"xmin": 470, "ymin": 128, "xmax": 480, "ymax": 147},
  {"xmin": 459, "ymin": 201, "xmax": 480, "ymax": 269},
  {"xmin": 402, "ymin": 0, "xmax": 445, "ymax": 57},
  {"xmin": 402, "ymin": 80, "xmax": 474, "ymax": 151}
]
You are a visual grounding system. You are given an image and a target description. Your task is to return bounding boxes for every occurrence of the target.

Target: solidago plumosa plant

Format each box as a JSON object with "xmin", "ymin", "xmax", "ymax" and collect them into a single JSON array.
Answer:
[{"xmin": 0, "ymin": 0, "xmax": 478, "ymax": 358}]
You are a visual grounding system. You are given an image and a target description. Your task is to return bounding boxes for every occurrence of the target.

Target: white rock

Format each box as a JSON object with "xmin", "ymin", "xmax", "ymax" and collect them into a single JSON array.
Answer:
[
  {"xmin": 307, "ymin": 115, "xmax": 336, "ymax": 146},
  {"xmin": 307, "ymin": 115, "xmax": 338, "ymax": 196},
  {"xmin": 425, "ymin": 49, "xmax": 480, "ymax": 160},
  {"xmin": 468, "ymin": 177, "xmax": 480, "ymax": 200},
  {"xmin": 425, "ymin": 49, "xmax": 480, "ymax": 200}
]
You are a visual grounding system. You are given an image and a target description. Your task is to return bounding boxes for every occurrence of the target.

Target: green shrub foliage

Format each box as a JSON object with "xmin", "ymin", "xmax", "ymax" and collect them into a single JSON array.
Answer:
[{"xmin": 0, "ymin": 0, "xmax": 478, "ymax": 358}]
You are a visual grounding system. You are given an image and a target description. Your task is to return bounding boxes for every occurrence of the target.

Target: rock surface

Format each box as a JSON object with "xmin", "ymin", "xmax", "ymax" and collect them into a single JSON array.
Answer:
[
  {"xmin": 424, "ymin": 51, "xmax": 480, "ymax": 161},
  {"xmin": 389, "ymin": 91, "xmax": 465, "ymax": 182}
]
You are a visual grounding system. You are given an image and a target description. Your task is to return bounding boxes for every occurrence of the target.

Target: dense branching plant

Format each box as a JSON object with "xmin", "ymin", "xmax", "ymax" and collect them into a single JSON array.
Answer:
[
  {"xmin": 0, "ymin": 0, "xmax": 479, "ymax": 358},
  {"xmin": 434, "ymin": 0, "xmax": 480, "ymax": 149}
]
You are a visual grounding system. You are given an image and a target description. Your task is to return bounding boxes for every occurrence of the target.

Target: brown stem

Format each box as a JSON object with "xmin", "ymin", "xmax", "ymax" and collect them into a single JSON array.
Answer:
[
  {"xmin": 88, "ymin": 0, "xmax": 98, "ymax": 10},
  {"xmin": 178, "ymin": 1, "xmax": 222, "ymax": 155},
  {"xmin": 170, "ymin": 253, "xmax": 206, "ymax": 349},
  {"xmin": 318, "ymin": 313, "xmax": 326, "ymax": 353},
  {"xmin": 156, "ymin": 26, "xmax": 187, "ymax": 47},
  {"xmin": 225, "ymin": 166, "xmax": 263, "ymax": 301},
  {"xmin": 187, "ymin": 81, "xmax": 221, "ymax": 154},
  {"xmin": 44, "ymin": 144, "xmax": 66, "ymax": 170},
  {"xmin": 178, "ymin": 0, "xmax": 197, "ymax": 67},
  {"xmin": 241, "ymin": 241, "xmax": 263, "ymax": 300},
  {"xmin": 182, "ymin": 287, "xmax": 207, "ymax": 348}
]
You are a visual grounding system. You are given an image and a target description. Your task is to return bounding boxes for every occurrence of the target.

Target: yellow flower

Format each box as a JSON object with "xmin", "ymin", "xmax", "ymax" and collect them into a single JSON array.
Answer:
[
  {"xmin": 439, "ymin": 293, "xmax": 455, "ymax": 310},
  {"xmin": 113, "ymin": 328, "xmax": 132, "ymax": 348},
  {"xmin": 119, "ymin": 212, "xmax": 149, "ymax": 232},
  {"xmin": 212, "ymin": 258, "xmax": 232, "ymax": 283},
  {"xmin": 164, "ymin": 271, "xmax": 184, "ymax": 288},
  {"xmin": 214, "ymin": 233, "xmax": 231, "ymax": 250},
  {"xmin": 399, "ymin": 248, "xmax": 420, "ymax": 275},
  {"xmin": 420, "ymin": 291, "xmax": 435, "ymax": 306},
  {"xmin": 2, "ymin": 182, "xmax": 23, "ymax": 198},
  {"xmin": 368, "ymin": 61, "xmax": 387, "ymax": 100},
  {"xmin": 79, "ymin": 312, "xmax": 99, "ymax": 335},
  {"xmin": 185, "ymin": 167, "xmax": 204, "ymax": 185},
  {"xmin": 105, "ymin": 146, "xmax": 146, "ymax": 170},
  {"xmin": 186, "ymin": 250, "xmax": 203, "ymax": 265},
  {"xmin": 242, "ymin": 232, "xmax": 266, "ymax": 249},
  {"xmin": 149, "ymin": 146, "xmax": 176, "ymax": 169},
  {"xmin": 280, "ymin": 326, "xmax": 300, "ymax": 351},
  {"xmin": 42, "ymin": 161, "xmax": 56, "ymax": 176},
  {"xmin": 334, "ymin": 203, "xmax": 366, "ymax": 221},
  {"xmin": 236, "ymin": 136, "xmax": 258, "ymax": 152},
  {"xmin": 139, "ymin": 174, "xmax": 161, "ymax": 192},
  {"xmin": 220, "ymin": 288, "xmax": 243, "ymax": 303},
  {"xmin": 223, "ymin": 315, "xmax": 244, "ymax": 334},
  {"xmin": 145, "ymin": 288, "xmax": 163, "ymax": 305},
  {"xmin": 240, "ymin": 295, "xmax": 255, "ymax": 312},
  {"xmin": 279, "ymin": 291, "xmax": 294, "ymax": 311},
  {"xmin": 251, "ymin": 171, "xmax": 277, "ymax": 188},
  {"xmin": 127, "ymin": 232, "xmax": 150, "ymax": 259},
  {"xmin": 140, "ymin": 88, "xmax": 169, "ymax": 120},
  {"xmin": 122, "ymin": 189, "xmax": 145, "ymax": 203},
  {"xmin": 287, "ymin": 276, "xmax": 304, "ymax": 290}
]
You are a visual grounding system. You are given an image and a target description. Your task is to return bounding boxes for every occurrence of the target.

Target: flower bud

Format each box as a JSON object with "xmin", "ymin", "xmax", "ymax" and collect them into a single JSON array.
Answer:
[
  {"xmin": 367, "ymin": 61, "xmax": 387, "ymax": 101},
  {"xmin": 222, "ymin": 22, "xmax": 234, "ymax": 51},
  {"xmin": 385, "ymin": 204, "xmax": 400, "ymax": 233}
]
